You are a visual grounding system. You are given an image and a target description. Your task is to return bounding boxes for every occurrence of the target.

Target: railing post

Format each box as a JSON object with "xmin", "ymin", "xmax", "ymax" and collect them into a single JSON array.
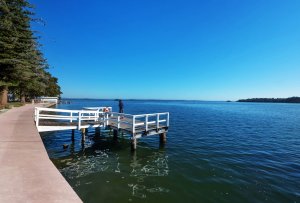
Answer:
[
  {"xmin": 95, "ymin": 112, "xmax": 98, "ymax": 121},
  {"xmin": 36, "ymin": 108, "xmax": 40, "ymax": 127},
  {"xmin": 132, "ymin": 115, "xmax": 136, "ymax": 134},
  {"xmin": 145, "ymin": 115, "xmax": 148, "ymax": 132},
  {"xmin": 156, "ymin": 114, "xmax": 159, "ymax": 129},
  {"xmin": 78, "ymin": 111, "xmax": 82, "ymax": 130},
  {"xmin": 131, "ymin": 115, "xmax": 136, "ymax": 151},
  {"xmin": 106, "ymin": 113, "xmax": 109, "ymax": 126},
  {"xmin": 117, "ymin": 115, "xmax": 120, "ymax": 129},
  {"xmin": 34, "ymin": 107, "xmax": 38, "ymax": 121},
  {"xmin": 34, "ymin": 107, "xmax": 37, "ymax": 121},
  {"xmin": 70, "ymin": 112, "xmax": 73, "ymax": 123},
  {"xmin": 167, "ymin": 113, "xmax": 169, "ymax": 127}
]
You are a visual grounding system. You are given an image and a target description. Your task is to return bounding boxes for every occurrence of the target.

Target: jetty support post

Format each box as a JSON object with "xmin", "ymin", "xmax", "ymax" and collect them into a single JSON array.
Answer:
[
  {"xmin": 131, "ymin": 116, "xmax": 137, "ymax": 151},
  {"xmin": 71, "ymin": 129, "xmax": 75, "ymax": 142},
  {"xmin": 159, "ymin": 132, "xmax": 167, "ymax": 144},
  {"xmin": 113, "ymin": 129, "xmax": 118, "ymax": 140},
  {"xmin": 81, "ymin": 128, "xmax": 86, "ymax": 143},
  {"xmin": 95, "ymin": 127, "xmax": 101, "ymax": 137},
  {"xmin": 131, "ymin": 136, "xmax": 137, "ymax": 151}
]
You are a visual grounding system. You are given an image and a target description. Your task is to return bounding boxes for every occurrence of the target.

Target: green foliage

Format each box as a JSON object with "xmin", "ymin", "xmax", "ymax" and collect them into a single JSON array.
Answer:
[
  {"xmin": 0, "ymin": 0, "xmax": 61, "ymax": 104},
  {"xmin": 4, "ymin": 103, "xmax": 12, "ymax": 109},
  {"xmin": 7, "ymin": 101, "xmax": 24, "ymax": 107},
  {"xmin": 237, "ymin": 97, "xmax": 300, "ymax": 103}
]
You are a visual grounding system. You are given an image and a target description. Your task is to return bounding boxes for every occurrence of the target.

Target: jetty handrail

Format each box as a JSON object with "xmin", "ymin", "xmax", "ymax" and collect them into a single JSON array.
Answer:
[
  {"xmin": 34, "ymin": 107, "xmax": 169, "ymax": 134},
  {"xmin": 35, "ymin": 107, "xmax": 101, "ymax": 128},
  {"xmin": 77, "ymin": 110, "xmax": 101, "ymax": 129},
  {"xmin": 106, "ymin": 112, "xmax": 135, "ymax": 117},
  {"xmin": 83, "ymin": 107, "xmax": 112, "ymax": 112},
  {"xmin": 35, "ymin": 107, "xmax": 79, "ymax": 113},
  {"xmin": 132, "ymin": 112, "xmax": 169, "ymax": 136},
  {"xmin": 134, "ymin": 112, "xmax": 169, "ymax": 118},
  {"xmin": 105, "ymin": 112, "xmax": 169, "ymax": 135}
]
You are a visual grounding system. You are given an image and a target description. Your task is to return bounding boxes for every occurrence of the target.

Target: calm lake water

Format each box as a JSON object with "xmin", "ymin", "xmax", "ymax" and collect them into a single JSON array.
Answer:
[{"xmin": 40, "ymin": 100, "xmax": 300, "ymax": 203}]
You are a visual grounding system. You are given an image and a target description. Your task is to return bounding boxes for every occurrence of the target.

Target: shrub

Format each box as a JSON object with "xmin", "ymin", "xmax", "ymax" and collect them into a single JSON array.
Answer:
[{"xmin": 5, "ymin": 104, "xmax": 13, "ymax": 109}]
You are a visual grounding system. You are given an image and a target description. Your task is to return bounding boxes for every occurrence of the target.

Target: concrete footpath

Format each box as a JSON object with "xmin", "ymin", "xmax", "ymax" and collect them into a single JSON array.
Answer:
[{"xmin": 0, "ymin": 104, "xmax": 82, "ymax": 203}]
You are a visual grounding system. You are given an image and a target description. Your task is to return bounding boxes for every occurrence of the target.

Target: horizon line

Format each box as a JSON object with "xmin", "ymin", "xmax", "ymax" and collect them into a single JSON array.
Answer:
[{"xmin": 60, "ymin": 98, "xmax": 231, "ymax": 102}]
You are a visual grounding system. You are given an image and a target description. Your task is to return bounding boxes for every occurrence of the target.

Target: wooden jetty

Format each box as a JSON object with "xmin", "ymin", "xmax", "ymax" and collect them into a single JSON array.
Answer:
[{"xmin": 34, "ymin": 107, "xmax": 169, "ymax": 150}]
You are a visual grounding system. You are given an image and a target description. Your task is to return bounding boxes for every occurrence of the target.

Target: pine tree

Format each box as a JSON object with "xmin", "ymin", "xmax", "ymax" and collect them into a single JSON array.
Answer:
[{"xmin": 0, "ymin": 0, "xmax": 61, "ymax": 106}]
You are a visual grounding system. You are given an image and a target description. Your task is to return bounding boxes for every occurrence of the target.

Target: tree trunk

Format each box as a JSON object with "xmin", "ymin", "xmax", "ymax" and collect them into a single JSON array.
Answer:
[
  {"xmin": 21, "ymin": 95, "xmax": 26, "ymax": 103},
  {"xmin": 20, "ymin": 89, "xmax": 25, "ymax": 103},
  {"xmin": 0, "ymin": 86, "xmax": 8, "ymax": 106}
]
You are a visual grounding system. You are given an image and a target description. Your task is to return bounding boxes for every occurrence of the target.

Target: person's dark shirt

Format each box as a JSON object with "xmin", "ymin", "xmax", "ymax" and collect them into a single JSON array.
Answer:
[{"xmin": 119, "ymin": 100, "xmax": 124, "ymax": 109}]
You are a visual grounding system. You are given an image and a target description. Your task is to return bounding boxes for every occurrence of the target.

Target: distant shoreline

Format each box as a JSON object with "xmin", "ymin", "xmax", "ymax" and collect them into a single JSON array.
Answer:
[
  {"xmin": 59, "ymin": 97, "xmax": 300, "ymax": 103},
  {"xmin": 237, "ymin": 97, "xmax": 300, "ymax": 103},
  {"xmin": 60, "ymin": 98, "xmax": 212, "ymax": 102}
]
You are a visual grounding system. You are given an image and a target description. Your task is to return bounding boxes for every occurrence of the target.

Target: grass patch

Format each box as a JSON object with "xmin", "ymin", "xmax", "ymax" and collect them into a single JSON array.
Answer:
[
  {"xmin": 5, "ymin": 102, "xmax": 26, "ymax": 109},
  {"xmin": 8, "ymin": 102, "xmax": 25, "ymax": 107},
  {"xmin": 0, "ymin": 102, "xmax": 26, "ymax": 110}
]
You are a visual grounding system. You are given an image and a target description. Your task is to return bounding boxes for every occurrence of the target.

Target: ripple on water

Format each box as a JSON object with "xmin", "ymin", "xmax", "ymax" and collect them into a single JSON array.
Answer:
[
  {"xmin": 59, "ymin": 150, "xmax": 119, "ymax": 180},
  {"xmin": 41, "ymin": 100, "xmax": 300, "ymax": 203}
]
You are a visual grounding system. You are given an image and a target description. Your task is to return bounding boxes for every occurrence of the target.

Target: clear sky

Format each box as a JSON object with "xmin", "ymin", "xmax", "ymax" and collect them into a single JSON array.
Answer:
[{"xmin": 30, "ymin": 0, "xmax": 300, "ymax": 100}]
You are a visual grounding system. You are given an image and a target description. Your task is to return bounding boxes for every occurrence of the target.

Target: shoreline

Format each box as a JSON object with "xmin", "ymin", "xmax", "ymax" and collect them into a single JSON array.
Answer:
[{"xmin": 0, "ymin": 104, "xmax": 82, "ymax": 202}]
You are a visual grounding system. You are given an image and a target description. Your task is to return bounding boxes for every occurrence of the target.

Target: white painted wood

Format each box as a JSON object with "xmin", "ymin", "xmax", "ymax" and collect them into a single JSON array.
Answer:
[
  {"xmin": 117, "ymin": 116, "xmax": 120, "ymax": 129},
  {"xmin": 145, "ymin": 115, "xmax": 148, "ymax": 131},
  {"xmin": 83, "ymin": 107, "xmax": 112, "ymax": 112},
  {"xmin": 38, "ymin": 126, "xmax": 77, "ymax": 132},
  {"xmin": 132, "ymin": 115, "xmax": 136, "ymax": 134},
  {"xmin": 40, "ymin": 96, "xmax": 58, "ymax": 103},
  {"xmin": 36, "ymin": 109, "xmax": 39, "ymax": 127},
  {"xmin": 78, "ymin": 111, "xmax": 82, "ymax": 129},
  {"xmin": 35, "ymin": 107, "xmax": 169, "ymax": 136},
  {"xmin": 167, "ymin": 112, "xmax": 169, "ymax": 127}
]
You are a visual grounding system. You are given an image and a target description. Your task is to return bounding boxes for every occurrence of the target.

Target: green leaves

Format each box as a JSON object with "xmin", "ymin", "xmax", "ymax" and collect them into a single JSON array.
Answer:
[{"xmin": 0, "ymin": 0, "xmax": 61, "ymax": 104}]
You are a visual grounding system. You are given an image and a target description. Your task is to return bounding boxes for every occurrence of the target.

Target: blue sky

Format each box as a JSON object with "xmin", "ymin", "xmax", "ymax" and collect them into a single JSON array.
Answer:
[{"xmin": 30, "ymin": 0, "xmax": 300, "ymax": 100}]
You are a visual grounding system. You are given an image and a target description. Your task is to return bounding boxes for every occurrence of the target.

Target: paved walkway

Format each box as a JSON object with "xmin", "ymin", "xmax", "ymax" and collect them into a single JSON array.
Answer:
[{"xmin": 0, "ymin": 104, "xmax": 82, "ymax": 203}]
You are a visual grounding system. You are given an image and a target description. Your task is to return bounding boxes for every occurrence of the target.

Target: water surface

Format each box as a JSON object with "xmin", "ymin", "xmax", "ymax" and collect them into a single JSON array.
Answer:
[{"xmin": 41, "ymin": 100, "xmax": 300, "ymax": 203}]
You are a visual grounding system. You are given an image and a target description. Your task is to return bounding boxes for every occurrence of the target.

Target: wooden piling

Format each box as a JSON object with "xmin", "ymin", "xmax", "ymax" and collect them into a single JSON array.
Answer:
[
  {"xmin": 159, "ymin": 132, "xmax": 167, "ymax": 144},
  {"xmin": 71, "ymin": 129, "xmax": 75, "ymax": 142},
  {"xmin": 131, "ymin": 138, "xmax": 137, "ymax": 151},
  {"xmin": 113, "ymin": 129, "xmax": 118, "ymax": 140},
  {"xmin": 81, "ymin": 128, "xmax": 86, "ymax": 143},
  {"xmin": 95, "ymin": 127, "xmax": 100, "ymax": 137}
]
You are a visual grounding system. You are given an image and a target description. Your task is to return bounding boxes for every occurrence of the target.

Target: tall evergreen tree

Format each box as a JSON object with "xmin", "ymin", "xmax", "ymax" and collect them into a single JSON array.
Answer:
[{"xmin": 0, "ymin": 0, "xmax": 61, "ymax": 106}]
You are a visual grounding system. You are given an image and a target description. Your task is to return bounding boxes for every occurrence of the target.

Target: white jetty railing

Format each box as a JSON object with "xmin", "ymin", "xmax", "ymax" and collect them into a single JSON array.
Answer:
[
  {"xmin": 34, "ymin": 107, "xmax": 169, "ymax": 136},
  {"xmin": 83, "ymin": 107, "xmax": 112, "ymax": 112},
  {"xmin": 34, "ymin": 107, "xmax": 105, "ymax": 132},
  {"xmin": 106, "ymin": 112, "xmax": 169, "ymax": 136}
]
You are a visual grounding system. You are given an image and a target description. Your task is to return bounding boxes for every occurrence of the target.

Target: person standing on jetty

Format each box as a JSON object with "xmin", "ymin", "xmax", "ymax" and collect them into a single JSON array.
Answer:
[{"xmin": 119, "ymin": 99, "xmax": 124, "ymax": 113}]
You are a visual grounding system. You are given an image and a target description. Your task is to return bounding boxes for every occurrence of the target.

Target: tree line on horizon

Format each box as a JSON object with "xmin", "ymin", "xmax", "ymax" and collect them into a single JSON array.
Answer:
[
  {"xmin": 0, "ymin": 0, "xmax": 61, "ymax": 107},
  {"xmin": 237, "ymin": 97, "xmax": 300, "ymax": 103}
]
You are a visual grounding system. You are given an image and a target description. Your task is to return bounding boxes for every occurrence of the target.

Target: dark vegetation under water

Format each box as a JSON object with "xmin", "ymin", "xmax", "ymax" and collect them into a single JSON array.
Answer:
[{"xmin": 238, "ymin": 97, "xmax": 300, "ymax": 103}]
